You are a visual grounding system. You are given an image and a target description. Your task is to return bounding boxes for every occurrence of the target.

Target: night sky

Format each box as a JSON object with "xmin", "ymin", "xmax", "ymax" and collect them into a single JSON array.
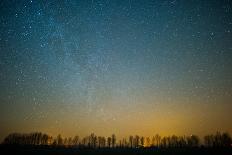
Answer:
[{"xmin": 0, "ymin": 0, "xmax": 232, "ymax": 142}]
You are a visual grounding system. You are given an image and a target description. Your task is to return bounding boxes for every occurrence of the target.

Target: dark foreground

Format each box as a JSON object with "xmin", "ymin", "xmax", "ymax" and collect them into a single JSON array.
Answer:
[{"xmin": 1, "ymin": 145, "xmax": 232, "ymax": 155}]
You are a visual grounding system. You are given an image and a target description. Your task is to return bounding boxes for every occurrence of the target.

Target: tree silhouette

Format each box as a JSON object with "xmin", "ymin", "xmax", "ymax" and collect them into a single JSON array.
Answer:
[
  {"xmin": 122, "ymin": 138, "xmax": 128, "ymax": 148},
  {"xmin": 134, "ymin": 135, "xmax": 140, "ymax": 148},
  {"xmin": 97, "ymin": 136, "xmax": 101, "ymax": 148},
  {"xmin": 204, "ymin": 135, "xmax": 212, "ymax": 147},
  {"xmin": 97, "ymin": 136, "xmax": 106, "ymax": 148},
  {"xmin": 2, "ymin": 132, "xmax": 50, "ymax": 145},
  {"xmin": 107, "ymin": 137, "xmax": 112, "ymax": 148},
  {"xmin": 151, "ymin": 136, "xmax": 155, "ymax": 147},
  {"xmin": 102, "ymin": 137, "xmax": 106, "ymax": 148},
  {"xmin": 57, "ymin": 134, "xmax": 63, "ymax": 145},
  {"xmin": 171, "ymin": 135, "xmax": 178, "ymax": 147},
  {"xmin": 89, "ymin": 133, "xmax": 97, "ymax": 148},
  {"xmin": 146, "ymin": 137, "xmax": 150, "ymax": 147},
  {"xmin": 140, "ymin": 136, "xmax": 144, "ymax": 147},
  {"xmin": 72, "ymin": 135, "xmax": 79, "ymax": 146},
  {"xmin": 178, "ymin": 136, "xmax": 187, "ymax": 147},
  {"xmin": 154, "ymin": 134, "xmax": 161, "ymax": 147},
  {"xmin": 81, "ymin": 136, "xmax": 89, "ymax": 147},
  {"xmin": 67, "ymin": 137, "xmax": 72, "ymax": 146},
  {"xmin": 111, "ymin": 134, "xmax": 116, "ymax": 148},
  {"xmin": 221, "ymin": 132, "xmax": 232, "ymax": 147},
  {"xmin": 2, "ymin": 131, "xmax": 232, "ymax": 149},
  {"xmin": 204, "ymin": 132, "xmax": 232, "ymax": 148},
  {"xmin": 129, "ymin": 136, "xmax": 133, "ymax": 148},
  {"xmin": 63, "ymin": 138, "xmax": 68, "ymax": 145},
  {"xmin": 187, "ymin": 135, "xmax": 199, "ymax": 147},
  {"xmin": 41, "ymin": 134, "xmax": 49, "ymax": 145},
  {"xmin": 161, "ymin": 136, "xmax": 167, "ymax": 148}
]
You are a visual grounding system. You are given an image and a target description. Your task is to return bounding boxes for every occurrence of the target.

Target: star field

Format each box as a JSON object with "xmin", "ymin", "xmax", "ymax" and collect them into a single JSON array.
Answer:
[{"xmin": 0, "ymin": 0, "xmax": 232, "ymax": 141}]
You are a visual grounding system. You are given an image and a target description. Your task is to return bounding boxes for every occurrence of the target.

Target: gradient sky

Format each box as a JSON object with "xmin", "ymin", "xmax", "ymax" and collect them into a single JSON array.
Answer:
[{"xmin": 0, "ymin": 0, "xmax": 232, "ymax": 142}]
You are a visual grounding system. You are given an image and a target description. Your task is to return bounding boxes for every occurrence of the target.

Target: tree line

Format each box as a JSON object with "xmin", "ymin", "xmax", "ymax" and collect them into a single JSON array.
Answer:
[{"xmin": 2, "ymin": 132, "xmax": 231, "ymax": 148}]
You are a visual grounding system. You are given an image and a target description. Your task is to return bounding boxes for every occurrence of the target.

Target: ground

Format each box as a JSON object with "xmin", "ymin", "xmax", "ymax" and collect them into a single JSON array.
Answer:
[{"xmin": 1, "ymin": 145, "xmax": 232, "ymax": 155}]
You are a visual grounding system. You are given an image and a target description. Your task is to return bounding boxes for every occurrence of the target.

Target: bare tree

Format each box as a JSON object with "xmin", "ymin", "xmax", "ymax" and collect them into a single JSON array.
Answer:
[
  {"xmin": 178, "ymin": 136, "xmax": 187, "ymax": 147},
  {"xmin": 171, "ymin": 135, "xmax": 178, "ymax": 147},
  {"xmin": 97, "ymin": 136, "xmax": 106, "ymax": 148},
  {"xmin": 221, "ymin": 132, "xmax": 232, "ymax": 147},
  {"xmin": 97, "ymin": 136, "xmax": 101, "ymax": 148},
  {"xmin": 161, "ymin": 136, "xmax": 167, "ymax": 148},
  {"xmin": 122, "ymin": 138, "xmax": 128, "ymax": 148},
  {"xmin": 57, "ymin": 134, "xmax": 63, "ymax": 145},
  {"xmin": 146, "ymin": 137, "xmax": 150, "ymax": 147},
  {"xmin": 187, "ymin": 135, "xmax": 199, "ymax": 147},
  {"xmin": 107, "ymin": 137, "xmax": 112, "ymax": 148},
  {"xmin": 82, "ymin": 136, "xmax": 89, "ymax": 147},
  {"xmin": 67, "ymin": 137, "xmax": 72, "ymax": 146},
  {"xmin": 204, "ymin": 132, "xmax": 232, "ymax": 148},
  {"xmin": 102, "ymin": 137, "xmax": 106, "ymax": 148},
  {"xmin": 3, "ymin": 131, "xmax": 231, "ymax": 149},
  {"xmin": 204, "ymin": 134, "xmax": 214, "ymax": 147},
  {"xmin": 154, "ymin": 134, "xmax": 161, "ymax": 147},
  {"xmin": 129, "ymin": 136, "xmax": 133, "ymax": 148},
  {"xmin": 134, "ymin": 135, "xmax": 140, "ymax": 148},
  {"xmin": 140, "ymin": 136, "xmax": 144, "ymax": 147},
  {"xmin": 112, "ymin": 134, "xmax": 116, "ymax": 148},
  {"xmin": 41, "ymin": 134, "xmax": 49, "ymax": 145},
  {"xmin": 89, "ymin": 133, "xmax": 97, "ymax": 148},
  {"xmin": 72, "ymin": 135, "xmax": 79, "ymax": 146},
  {"xmin": 151, "ymin": 136, "xmax": 155, "ymax": 147}
]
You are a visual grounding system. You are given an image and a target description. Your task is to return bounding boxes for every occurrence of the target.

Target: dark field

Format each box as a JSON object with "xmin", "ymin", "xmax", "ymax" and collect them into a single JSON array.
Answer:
[{"xmin": 1, "ymin": 145, "xmax": 232, "ymax": 155}]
